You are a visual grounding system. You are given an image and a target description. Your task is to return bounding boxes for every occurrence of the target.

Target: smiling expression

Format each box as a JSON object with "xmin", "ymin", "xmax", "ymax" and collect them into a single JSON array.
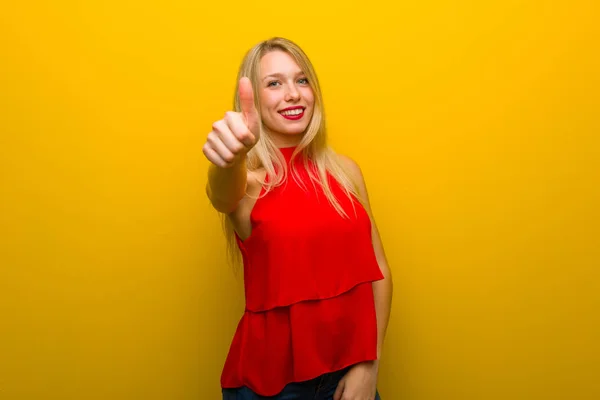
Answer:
[{"xmin": 258, "ymin": 50, "xmax": 315, "ymax": 146}]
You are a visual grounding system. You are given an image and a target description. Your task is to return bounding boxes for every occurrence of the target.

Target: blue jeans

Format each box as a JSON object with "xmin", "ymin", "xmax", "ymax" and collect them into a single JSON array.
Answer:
[{"xmin": 222, "ymin": 365, "xmax": 381, "ymax": 400}]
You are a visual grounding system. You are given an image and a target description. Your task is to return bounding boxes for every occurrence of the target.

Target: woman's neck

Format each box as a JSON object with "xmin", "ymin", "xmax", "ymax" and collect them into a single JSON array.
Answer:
[{"xmin": 265, "ymin": 129, "xmax": 304, "ymax": 148}]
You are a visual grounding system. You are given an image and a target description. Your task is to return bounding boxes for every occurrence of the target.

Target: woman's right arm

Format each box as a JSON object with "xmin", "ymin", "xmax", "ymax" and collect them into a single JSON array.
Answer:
[
  {"xmin": 203, "ymin": 77, "xmax": 260, "ymax": 214},
  {"xmin": 206, "ymin": 157, "xmax": 249, "ymax": 214}
]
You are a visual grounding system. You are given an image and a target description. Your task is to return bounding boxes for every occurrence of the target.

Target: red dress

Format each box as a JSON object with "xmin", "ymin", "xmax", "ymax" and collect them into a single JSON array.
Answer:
[{"xmin": 220, "ymin": 146, "xmax": 384, "ymax": 396}]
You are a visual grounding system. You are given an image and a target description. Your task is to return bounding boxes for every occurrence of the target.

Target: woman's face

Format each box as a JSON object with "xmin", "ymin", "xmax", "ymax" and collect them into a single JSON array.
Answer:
[{"xmin": 258, "ymin": 50, "xmax": 315, "ymax": 146}]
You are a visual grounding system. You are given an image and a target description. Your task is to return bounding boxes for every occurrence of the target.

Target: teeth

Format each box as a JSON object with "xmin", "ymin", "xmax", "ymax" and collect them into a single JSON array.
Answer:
[{"xmin": 281, "ymin": 109, "xmax": 303, "ymax": 116}]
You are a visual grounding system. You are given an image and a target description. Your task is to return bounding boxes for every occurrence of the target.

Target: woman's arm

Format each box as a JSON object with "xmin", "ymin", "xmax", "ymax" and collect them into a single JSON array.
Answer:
[
  {"xmin": 340, "ymin": 155, "xmax": 394, "ymax": 361},
  {"xmin": 206, "ymin": 157, "xmax": 249, "ymax": 214},
  {"xmin": 203, "ymin": 77, "xmax": 260, "ymax": 214},
  {"xmin": 334, "ymin": 155, "xmax": 393, "ymax": 400}
]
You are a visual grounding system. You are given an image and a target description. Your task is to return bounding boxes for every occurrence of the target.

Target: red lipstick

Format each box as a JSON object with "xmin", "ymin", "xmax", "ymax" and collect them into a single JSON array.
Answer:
[{"xmin": 279, "ymin": 106, "xmax": 305, "ymax": 121}]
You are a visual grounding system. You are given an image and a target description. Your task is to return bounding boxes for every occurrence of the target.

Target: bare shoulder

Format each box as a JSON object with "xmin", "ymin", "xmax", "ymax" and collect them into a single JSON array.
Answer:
[
  {"xmin": 337, "ymin": 153, "xmax": 362, "ymax": 175},
  {"xmin": 245, "ymin": 168, "xmax": 263, "ymax": 191},
  {"xmin": 336, "ymin": 153, "xmax": 368, "ymax": 194}
]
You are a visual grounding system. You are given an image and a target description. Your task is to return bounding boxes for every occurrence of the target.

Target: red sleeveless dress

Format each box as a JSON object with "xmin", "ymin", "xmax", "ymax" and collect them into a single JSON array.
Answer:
[{"xmin": 220, "ymin": 146, "xmax": 384, "ymax": 396}]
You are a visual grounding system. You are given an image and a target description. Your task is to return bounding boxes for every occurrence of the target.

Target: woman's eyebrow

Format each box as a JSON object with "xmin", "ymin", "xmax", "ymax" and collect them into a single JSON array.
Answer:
[{"xmin": 262, "ymin": 71, "xmax": 305, "ymax": 81}]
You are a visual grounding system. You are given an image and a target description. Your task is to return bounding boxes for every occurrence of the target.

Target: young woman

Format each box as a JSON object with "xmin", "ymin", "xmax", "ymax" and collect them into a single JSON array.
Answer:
[{"xmin": 203, "ymin": 37, "xmax": 393, "ymax": 400}]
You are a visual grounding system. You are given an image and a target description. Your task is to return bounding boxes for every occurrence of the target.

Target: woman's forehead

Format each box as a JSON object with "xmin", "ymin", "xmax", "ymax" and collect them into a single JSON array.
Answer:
[{"xmin": 260, "ymin": 51, "xmax": 303, "ymax": 76}]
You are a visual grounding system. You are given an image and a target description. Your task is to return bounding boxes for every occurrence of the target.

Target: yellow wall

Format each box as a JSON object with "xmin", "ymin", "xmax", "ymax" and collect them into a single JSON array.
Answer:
[{"xmin": 1, "ymin": 1, "xmax": 598, "ymax": 399}]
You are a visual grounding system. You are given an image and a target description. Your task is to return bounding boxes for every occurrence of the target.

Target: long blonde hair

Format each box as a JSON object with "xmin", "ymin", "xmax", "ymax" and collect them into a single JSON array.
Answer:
[{"xmin": 222, "ymin": 37, "xmax": 362, "ymax": 266}]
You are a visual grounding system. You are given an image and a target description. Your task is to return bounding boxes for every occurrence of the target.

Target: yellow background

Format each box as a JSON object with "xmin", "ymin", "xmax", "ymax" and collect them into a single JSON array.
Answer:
[{"xmin": 1, "ymin": 1, "xmax": 598, "ymax": 399}]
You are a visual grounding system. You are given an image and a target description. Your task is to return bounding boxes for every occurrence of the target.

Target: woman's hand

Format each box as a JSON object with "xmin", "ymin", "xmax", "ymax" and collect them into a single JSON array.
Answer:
[
  {"xmin": 333, "ymin": 361, "xmax": 379, "ymax": 400},
  {"xmin": 202, "ymin": 77, "xmax": 260, "ymax": 168}
]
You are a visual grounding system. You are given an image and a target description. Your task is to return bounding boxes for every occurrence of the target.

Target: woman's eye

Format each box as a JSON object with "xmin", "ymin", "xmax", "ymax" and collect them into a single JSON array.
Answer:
[
  {"xmin": 267, "ymin": 81, "xmax": 280, "ymax": 87},
  {"xmin": 298, "ymin": 78, "xmax": 309, "ymax": 84}
]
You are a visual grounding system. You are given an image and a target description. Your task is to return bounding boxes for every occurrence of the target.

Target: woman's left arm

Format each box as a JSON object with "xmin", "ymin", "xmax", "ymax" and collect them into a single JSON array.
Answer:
[
  {"xmin": 334, "ymin": 155, "xmax": 393, "ymax": 400},
  {"xmin": 343, "ymin": 156, "xmax": 394, "ymax": 361}
]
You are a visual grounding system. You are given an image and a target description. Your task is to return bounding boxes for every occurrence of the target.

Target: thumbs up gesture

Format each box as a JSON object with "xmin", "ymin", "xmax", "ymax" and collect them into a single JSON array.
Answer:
[{"xmin": 203, "ymin": 77, "xmax": 260, "ymax": 168}]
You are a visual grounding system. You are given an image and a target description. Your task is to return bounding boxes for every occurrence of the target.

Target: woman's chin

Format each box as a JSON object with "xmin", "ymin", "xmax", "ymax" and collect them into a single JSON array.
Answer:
[{"xmin": 272, "ymin": 128, "xmax": 307, "ymax": 137}]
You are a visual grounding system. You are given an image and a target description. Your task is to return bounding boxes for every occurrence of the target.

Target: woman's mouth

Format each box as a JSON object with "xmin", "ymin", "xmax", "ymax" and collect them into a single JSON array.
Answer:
[{"xmin": 279, "ymin": 107, "xmax": 305, "ymax": 120}]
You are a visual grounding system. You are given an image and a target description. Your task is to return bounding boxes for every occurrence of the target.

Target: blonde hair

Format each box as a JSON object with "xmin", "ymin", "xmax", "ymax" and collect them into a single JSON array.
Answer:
[{"xmin": 222, "ymin": 37, "xmax": 362, "ymax": 266}]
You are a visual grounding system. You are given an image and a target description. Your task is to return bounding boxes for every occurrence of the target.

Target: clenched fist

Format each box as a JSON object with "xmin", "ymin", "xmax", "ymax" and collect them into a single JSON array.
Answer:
[{"xmin": 203, "ymin": 77, "xmax": 260, "ymax": 168}]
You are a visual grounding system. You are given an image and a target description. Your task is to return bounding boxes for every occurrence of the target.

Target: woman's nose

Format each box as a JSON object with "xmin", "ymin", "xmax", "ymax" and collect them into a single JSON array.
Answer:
[{"xmin": 285, "ymin": 84, "xmax": 301, "ymax": 101}]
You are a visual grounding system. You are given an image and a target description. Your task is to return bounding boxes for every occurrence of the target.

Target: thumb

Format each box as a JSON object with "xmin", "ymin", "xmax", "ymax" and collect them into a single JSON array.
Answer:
[
  {"xmin": 333, "ymin": 378, "xmax": 345, "ymax": 400},
  {"xmin": 238, "ymin": 77, "xmax": 259, "ymax": 135}
]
